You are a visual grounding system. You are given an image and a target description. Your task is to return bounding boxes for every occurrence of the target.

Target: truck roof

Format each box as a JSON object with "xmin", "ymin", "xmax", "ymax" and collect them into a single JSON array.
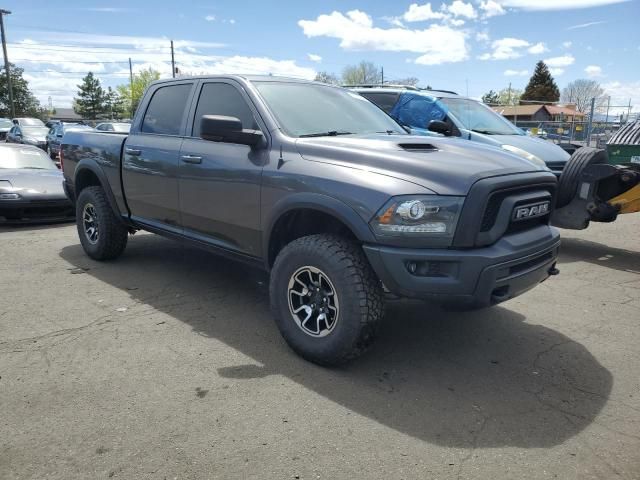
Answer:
[{"xmin": 149, "ymin": 74, "xmax": 319, "ymax": 87}]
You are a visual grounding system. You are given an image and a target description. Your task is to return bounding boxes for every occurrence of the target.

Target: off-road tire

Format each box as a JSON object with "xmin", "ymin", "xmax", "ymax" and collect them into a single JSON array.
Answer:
[
  {"xmin": 76, "ymin": 186, "xmax": 128, "ymax": 260},
  {"xmin": 270, "ymin": 234, "xmax": 384, "ymax": 366},
  {"xmin": 556, "ymin": 147, "xmax": 608, "ymax": 208}
]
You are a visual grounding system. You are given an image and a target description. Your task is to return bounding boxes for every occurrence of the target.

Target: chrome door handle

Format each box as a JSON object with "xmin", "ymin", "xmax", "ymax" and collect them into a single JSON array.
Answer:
[
  {"xmin": 181, "ymin": 155, "xmax": 203, "ymax": 164},
  {"xmin": 125, "ymin": 148, "xmax": 141, "ymax": 156}
]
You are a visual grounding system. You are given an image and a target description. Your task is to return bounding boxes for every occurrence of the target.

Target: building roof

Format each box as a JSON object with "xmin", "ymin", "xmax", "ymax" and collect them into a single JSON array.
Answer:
[
  {"xmin": 492, "ymin": 104, "xmax": 586, "ymax": 117},
  {"xmin": 50, "ymin": 108, "xmax": 83, "ymax": 121}
]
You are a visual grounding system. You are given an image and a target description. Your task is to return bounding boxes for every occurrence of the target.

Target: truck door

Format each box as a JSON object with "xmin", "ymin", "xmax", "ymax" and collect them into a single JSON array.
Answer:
[
  {"xmin": 178, "ymin": 81, "xmax": 265, "ymax": 257},
  {"xmin": 123, "ymin": 81, "xmax": 194, "ymax": 231}
]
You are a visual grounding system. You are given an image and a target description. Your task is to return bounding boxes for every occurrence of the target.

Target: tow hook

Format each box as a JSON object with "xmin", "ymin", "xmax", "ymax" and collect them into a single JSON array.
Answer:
[{"xmin": 548, "ymin": 263, "xmax": 560, "ymax": 276}]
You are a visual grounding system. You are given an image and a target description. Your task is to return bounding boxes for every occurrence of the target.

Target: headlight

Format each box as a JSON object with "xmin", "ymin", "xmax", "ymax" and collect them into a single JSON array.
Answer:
[
  {"xmin": 0, "ymin": 192, "xmax": 21, "ymax": 200},
  {"xmin": 501, "ymin": 144, "xmax": 546, "ymax": 168},
  {"xmin": 370, "ymin": 195, "xmax": 463, "ymax": 237}
]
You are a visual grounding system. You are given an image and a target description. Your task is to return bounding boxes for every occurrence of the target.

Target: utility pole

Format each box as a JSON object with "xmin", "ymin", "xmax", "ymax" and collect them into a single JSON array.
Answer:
[
  {"xmin": 128, "ymin": 57, "xmax": 134, "ymax": 118},
  {"xmin": 0, "ymin": 9, "xmax": 15, "ymax": 118},
  {"xmin": 507, "ymin": 82, "xmax": 512, "ymax": 105},
  {"xmin": 380, "ymin": 66, "xmax": 383, "ymax": 85},
  {"xmin": 171, "ymin": 40, "xmax": 175, "ymax": 78},
  {"xmin": 586, "ymin": 97, "xmax": 596, "ymax": 147}
]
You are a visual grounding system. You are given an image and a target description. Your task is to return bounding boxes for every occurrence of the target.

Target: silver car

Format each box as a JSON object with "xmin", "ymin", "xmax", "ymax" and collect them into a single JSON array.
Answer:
[{"xmin": 0, "ymin": 144, "xmax": 73, "ymax": 221}]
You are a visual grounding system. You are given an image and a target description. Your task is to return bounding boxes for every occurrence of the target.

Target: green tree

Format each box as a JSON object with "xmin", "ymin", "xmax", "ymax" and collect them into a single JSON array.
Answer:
[
  {"xmin": 342, "ymin": 61, "xmax": 381, "ymax": 85},
  {"xmin": 521, "ymin": 61, "xmax": 560, "ymax": 103},
  {"xmin": 0, "ymin": 63, "xmax": 44, "ymax": 117},
  {"xmin": 116, "ymin": 67, "xmax": 161, "ymax": 116},
  {"xmin": 74, "ymin": 72, "xmax": 106, "ymax": 119},
  {"xmin": 482, "ymin": 90, "xmax": 499, "ymax": 105},
  {"xmin": 103, "ymin": 87, "xmax": 127, "ymax": 120},
  {"xmin": 314, "ymin": 71, "xmax": 340, "ymax": 85}
]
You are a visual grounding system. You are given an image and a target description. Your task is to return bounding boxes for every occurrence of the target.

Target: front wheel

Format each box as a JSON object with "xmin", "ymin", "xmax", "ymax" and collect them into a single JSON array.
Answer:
[
  {"xmin": 76, "ymin": 186, "xmax": 128, "ymax": 260},
  {"xmin": 269, "ymin": 234, "xmax": 384, "ymax": 366}
]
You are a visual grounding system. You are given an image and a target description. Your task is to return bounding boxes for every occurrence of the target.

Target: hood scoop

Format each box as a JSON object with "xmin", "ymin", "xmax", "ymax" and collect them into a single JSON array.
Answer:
[{"xmin": 398, "ymin": 142, "xmax": 437, "ymax": 151}]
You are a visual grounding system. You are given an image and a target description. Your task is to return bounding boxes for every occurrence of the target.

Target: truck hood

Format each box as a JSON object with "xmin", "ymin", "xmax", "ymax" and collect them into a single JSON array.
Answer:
[
  {"xmin": 295, "ymin": 134, "xmax": 549, "ymax": 195},
  {"xmin": 0, "ymin": 169, "xmax": 66, "ymax": 199},
  {"xmin": 468, "ymin": 132, "xmax": 571, "ymax": 164}
]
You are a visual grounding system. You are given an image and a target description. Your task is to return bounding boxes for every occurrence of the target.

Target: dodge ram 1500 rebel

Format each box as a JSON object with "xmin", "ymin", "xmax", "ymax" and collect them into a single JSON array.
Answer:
[{"xmin": 61, "ymin": 76, "xmax": 560, "ymax": 365}]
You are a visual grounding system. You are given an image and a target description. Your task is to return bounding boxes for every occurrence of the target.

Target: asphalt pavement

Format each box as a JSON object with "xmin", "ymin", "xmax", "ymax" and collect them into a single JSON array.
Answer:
[{"xmin": 1, "ymin": 215, "xmax": 639, "ymax": 479}]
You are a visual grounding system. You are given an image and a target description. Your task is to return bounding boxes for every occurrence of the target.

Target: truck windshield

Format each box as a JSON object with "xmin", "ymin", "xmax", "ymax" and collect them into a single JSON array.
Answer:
[
  {"xmin": 254, "ymin": 82, "xmax": 406, "ymax": 138},
  {"xmin": 439, "ymin": 98, "xmax": 522, "ymax": 136}
]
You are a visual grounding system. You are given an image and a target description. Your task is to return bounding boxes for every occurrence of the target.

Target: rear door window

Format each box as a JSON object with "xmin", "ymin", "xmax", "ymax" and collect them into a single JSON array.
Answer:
[
  {"xmin": 141, "ymin": 83, "xmax": 193, "ymax": 135},
  {"xmin": 192, "ymin": 83, "xmax": 258, "ymax": 137}
]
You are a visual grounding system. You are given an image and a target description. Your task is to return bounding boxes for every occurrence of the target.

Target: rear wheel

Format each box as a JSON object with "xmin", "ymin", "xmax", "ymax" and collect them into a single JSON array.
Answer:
[
  {"xmin": 269, "ymin": 234, "xmax": 384, "ymax": 366},
  {"xmin": 47, "ymin": 144, "xmax": 56, "ymax": 159},
  {"xmin": 556, "ymin": 147, "xmax": 608, "ymax": 208},
  {"xmin": 76, "ymin": 186, "xmax": 128, "ymax": 260}
]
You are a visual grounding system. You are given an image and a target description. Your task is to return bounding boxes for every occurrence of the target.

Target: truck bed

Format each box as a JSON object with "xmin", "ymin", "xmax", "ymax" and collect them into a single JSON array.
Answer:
[{"xmin": 61, "ymin": 130, "xmax": 129, "ymax": 213}]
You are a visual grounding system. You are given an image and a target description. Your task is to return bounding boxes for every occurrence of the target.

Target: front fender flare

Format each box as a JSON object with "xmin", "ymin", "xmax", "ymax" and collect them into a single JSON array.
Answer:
[{"xmin": 262, "ymin": 192, "xmax": 376, "ymax": 267}]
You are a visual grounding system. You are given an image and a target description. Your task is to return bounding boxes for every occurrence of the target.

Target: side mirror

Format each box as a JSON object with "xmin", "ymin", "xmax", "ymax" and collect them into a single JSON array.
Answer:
[
  {"xmin": 427, "ymin": 120, "xmax": 451, "ymax": 136},
  {"xmin": 200, "ymin": 115, "xmax": 263, "ymax": 147}
]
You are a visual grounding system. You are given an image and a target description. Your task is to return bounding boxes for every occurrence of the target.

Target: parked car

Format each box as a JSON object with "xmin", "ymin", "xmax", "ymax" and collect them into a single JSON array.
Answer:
[
  {"xmin": 62, "ymin": 75, "xmax": 560, "ymax": 365},
  {"xmin": 0, "ymin": 118, "xmax": 13, "ymax": 140},
  {"xmin": 95, "ymin": 122, "xmax": 131, "ymax": 133},
  {"xmin": 6, "ymin": 124, "xmax": 49, "ymax": 151},
  {"xmin": 46, "ymin": 122, "xmax": 93, "ymax": 160},
  {"xmin": 0, "ymin": 144, "xmax": 74, "ymax": 221},
  {"xmin": 12, "ymin": 117, "xmax": 46, "ymax": 127},
  {"xmin": 352, "ymin": 86, "xmax": 570, "ymax": 176},
  {"xmin": 45, "ymin": 120, "xmax": 61, "ymax": 129}
]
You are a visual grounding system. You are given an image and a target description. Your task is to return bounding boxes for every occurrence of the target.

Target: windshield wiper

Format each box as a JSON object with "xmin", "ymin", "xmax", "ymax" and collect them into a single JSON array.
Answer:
[{"xmin": 299, "ymin": 130, "xmax": 353, "ymax": 138}]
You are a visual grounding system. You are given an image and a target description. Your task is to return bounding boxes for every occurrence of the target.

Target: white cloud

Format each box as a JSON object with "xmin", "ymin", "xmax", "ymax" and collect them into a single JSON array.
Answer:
[
  {"xmin": 527, "ymin": 42, "xmax": 547, "ymax": 54},
  {"xmin": 585, "ymin": 65, "xmax": 603, "ymax": 77},
  {"xmin": 479, "ymin": 37, "xmax": 530, "ymax": 60},
  {"xmin": 476, "ymin": 31, "xmax": 490, "ymax": 42},
  {"xmin": 544, "ymin": 54, "xmax": 575, "ymax": 67},
  {"xmin": 446, "ymin": 0, "xmax": 477, "ymax": 18},
  {"xmin": 11, "ymin": 34, "xmax": 313, "ymax": 107},
  {"xmin": 229, "ymin": 19, "xmax": 236, "ymax": 24},
  {"xmin": 490, "ymin": 0, "xmax": 628, "ymax": 10},
  {"xmin": 602, "ymin": 80, "xmax": 640, "ymax": 113},
  {"xmin": 549, "ymin": 68, "xmax": 565, "ymax": 75},
  {"xmin": 567, "ymin": 20, "xmax": 606, "ymax": 29},
  {"xmin": 479, "ymin": 0, "xmax": 507, "ymax": 17},
  {"xmin": 402, "ymin": 3, "xmax": 447, "ymax": 21},
  {"xmin": 562, "ymin": 41, "xmax": 573, "ymax": 48},
  {"xmin": 307, "ymin": 53, "xmax": 322, "ymax": 63},
  {"xmin": 449, "ymin": 19, "xmax": 466, "ymax": 26},
  {"xmin": 298, "ymin": 10, "xmax": 468, "ymax": 65},
  {"xmin": 205, "ymin": 15, "xmax": 216, "ymax": 21},
  {"xmin": 504, "ymin": 69, "xmax": 529, "ymax": 76}
]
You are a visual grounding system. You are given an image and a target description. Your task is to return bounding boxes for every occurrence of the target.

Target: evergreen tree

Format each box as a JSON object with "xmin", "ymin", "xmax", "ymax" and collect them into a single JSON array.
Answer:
[
  {"xmin": 0, "ymin": 63, "xmax": 44, "ymax": 117},
  {"xmin": 521, "ymin": 61, "xmax": 560, "ymax": 103},
  {"xmin": 74, "ymin": 72, "xmax": 106, "ymax": 119},
  {"xmin": 103, "ymin": 87, "xmax": 127, "ymax": 120}
]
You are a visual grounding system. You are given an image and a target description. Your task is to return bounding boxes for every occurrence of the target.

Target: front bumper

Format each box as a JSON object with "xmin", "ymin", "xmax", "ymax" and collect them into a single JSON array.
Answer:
[
  {"xmin": 363, "ymin": 226, "xmax": 560, "ymax": 307},
  {"xmin": 0, "ymin": 197, "xmax": 74, "ymax": 221}
]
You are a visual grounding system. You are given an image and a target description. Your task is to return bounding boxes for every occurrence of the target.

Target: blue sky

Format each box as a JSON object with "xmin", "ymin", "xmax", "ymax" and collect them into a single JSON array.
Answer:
[{"xmin": 3, "ymin": 0, "xmax": 639, "ymax": 111}]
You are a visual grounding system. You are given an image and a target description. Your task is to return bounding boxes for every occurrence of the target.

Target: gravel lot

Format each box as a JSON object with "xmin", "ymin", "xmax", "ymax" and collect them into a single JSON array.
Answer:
[{"xmin": 1, "ymin": 215, "xmax": 639, "ymax": 479}]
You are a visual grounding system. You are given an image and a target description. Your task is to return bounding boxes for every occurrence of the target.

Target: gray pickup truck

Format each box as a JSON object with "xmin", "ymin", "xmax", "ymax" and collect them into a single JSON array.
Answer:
[{"xmin": 61, "ymin": 75, "xmax": 560, "ymax": 365}]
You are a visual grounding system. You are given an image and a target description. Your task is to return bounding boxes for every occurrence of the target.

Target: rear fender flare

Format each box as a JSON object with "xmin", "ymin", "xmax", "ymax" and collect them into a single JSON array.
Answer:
[{"xmin": 74, "ymin": 160, "xmax": 124, "ymax": 221}]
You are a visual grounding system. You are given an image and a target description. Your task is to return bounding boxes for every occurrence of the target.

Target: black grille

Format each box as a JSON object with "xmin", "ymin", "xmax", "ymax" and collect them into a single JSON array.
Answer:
[{"xmin": 480, "ymin": 186, "xmax": 554, "ymax": 233}]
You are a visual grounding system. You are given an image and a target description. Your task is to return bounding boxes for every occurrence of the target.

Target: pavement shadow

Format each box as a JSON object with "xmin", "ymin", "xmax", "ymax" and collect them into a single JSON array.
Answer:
[
  {"xmin": 59, "ymin": 234, "xmax": 612, "ymax": 449},
  {"xmin": 559, "ymin": 236, "xmax": 640, "ymax": 273}
]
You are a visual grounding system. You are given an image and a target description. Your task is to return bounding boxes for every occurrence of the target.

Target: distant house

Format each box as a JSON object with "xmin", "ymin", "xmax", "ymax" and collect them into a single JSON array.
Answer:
[
  {"xmin": 48, "ymin": 108, "xmax": 84, "ymax": 123},
  {"xmin": 492, "ymin": 104, "xmax": 586, "ymax": 122}
]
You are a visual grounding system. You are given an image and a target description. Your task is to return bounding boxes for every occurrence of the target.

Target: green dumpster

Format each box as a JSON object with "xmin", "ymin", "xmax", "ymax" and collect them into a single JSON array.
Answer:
[{"xmin": 607, "ymin": 120, "xmax": 640, "ymax": 165}]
